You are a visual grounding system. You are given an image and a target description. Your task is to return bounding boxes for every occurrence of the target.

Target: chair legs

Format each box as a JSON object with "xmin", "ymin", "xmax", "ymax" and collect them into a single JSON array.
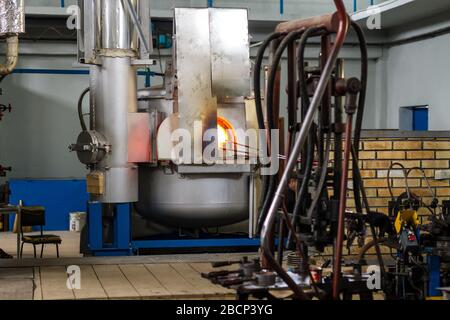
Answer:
[
  {"xmin": 20, "ymin": 242, "xmax": 24, "ymax": 259},
  {"xmin": 19, "ymin": 243, "xmax": 61, "ymax": 259}
]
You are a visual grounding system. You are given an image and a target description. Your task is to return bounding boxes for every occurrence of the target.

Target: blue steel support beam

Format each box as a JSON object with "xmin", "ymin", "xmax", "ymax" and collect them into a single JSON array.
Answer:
[
  {"xmin": 87, "ymin": 202, "xmax": 103, "ymax": 251},
  {"xmin": 114, "ymin": 203, "xmax": 132, "ymax": 253},
  {"xmin": 428, "ymin": 255, "xmax": 441, "ymax": 297},
  {"xmin": 132, "ymin": 238, "xmax": 261, "ymax": 249}
]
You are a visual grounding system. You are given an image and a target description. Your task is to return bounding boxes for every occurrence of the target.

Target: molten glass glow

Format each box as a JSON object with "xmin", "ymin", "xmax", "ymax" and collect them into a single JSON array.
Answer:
[{"xmin": 217, "ymin": 117, "xmax": 236, "ymax": 149}]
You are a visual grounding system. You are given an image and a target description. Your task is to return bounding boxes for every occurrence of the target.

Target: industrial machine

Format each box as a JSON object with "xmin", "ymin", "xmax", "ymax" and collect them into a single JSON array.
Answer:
[
  {"xmin": 204, "ymin": 0, "xmax": 377, "ymax": 300},
  {"xmin": 355, "ymin": 163, "xmax": 450, "ymax": 300},
  {"xmin": 71, "ymin": 1, "xmax": 259, "ymax": 255},
  {"xmin": 66, "ymin": 0, "xmax": 450, "ymax": 300}
]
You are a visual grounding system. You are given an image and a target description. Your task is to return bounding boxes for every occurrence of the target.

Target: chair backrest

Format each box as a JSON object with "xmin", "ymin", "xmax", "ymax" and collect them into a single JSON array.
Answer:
[{"xmin": 20, "ymin": 207, "xmax": 46, "ymax": 234}]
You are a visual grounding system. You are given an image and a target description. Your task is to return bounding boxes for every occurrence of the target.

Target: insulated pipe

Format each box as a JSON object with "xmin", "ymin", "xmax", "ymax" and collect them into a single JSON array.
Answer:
[
  {"xmin": 261, "ymin": 0, "xmax": 349, "ymax": 297},
  {"xmin": 0, "ymin": 0, "xmax": 25, "ymax": 80},
  {"xmin": 0, "ymin": 35, "xmax": 18, "ymax": 78}
]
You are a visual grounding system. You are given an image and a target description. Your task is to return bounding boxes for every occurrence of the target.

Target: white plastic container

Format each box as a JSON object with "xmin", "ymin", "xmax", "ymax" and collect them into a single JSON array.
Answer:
[{"xmin": 69, "ymin": 212, "xmax": 87, "ymax": 232}]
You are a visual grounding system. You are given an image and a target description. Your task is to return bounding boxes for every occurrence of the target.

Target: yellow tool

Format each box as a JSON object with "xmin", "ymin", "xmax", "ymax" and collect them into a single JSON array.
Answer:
[{"xmin": 394, "ymin": 209, "xmax": 420, "ymax": 234}]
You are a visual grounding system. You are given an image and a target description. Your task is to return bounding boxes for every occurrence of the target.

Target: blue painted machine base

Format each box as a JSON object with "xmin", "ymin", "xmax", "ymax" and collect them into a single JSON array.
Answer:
[
  {"xmin": 87, "ymin": 202, "xmax": 260, "ymax": 256},
  {"xmin": 87, "ymin": 202, "xmax": 133, "ymax": 256},
  {"xmin": 427, "ymin": 255, "xmax": 441, "ymax": 297}
]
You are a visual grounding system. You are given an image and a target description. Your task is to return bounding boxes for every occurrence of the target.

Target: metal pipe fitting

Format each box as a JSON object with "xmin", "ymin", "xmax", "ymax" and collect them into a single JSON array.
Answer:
[
  {"xmin": 0, "ymin": 0, "xmax": 24, "ymax": 79},
  {"xmin": 0, "ymin": 35, "xmax": 18, "ymax": 76}
]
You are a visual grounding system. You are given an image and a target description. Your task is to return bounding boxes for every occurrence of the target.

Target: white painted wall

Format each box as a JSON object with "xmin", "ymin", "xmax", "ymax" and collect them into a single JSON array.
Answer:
[
  {"xmin": 380, "ymin": 10, "xmax": 450, "ymax": 131},
  {"xmin": 384, "ymin": 35, "xmax": 450, "ymax": 130},
  {"xmin": 0, "ymin": 55, "xmax": 88, "ymax": 179}
]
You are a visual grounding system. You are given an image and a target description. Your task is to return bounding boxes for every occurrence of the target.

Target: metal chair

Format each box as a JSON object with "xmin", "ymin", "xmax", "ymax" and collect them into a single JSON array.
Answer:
[{"xmin": 19, "ymin": 207, "xmax": 62, "ymax": 258}]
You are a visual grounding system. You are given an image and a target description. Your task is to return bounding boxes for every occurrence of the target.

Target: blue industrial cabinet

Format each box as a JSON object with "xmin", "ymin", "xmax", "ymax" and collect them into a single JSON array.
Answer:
[{"xmin": 8, "ymin": 179, "xmax": 89, "ymax": 231}]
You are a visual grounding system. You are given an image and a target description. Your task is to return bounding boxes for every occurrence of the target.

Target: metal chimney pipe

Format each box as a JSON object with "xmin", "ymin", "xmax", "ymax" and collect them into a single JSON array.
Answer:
[
  {"xmin": 0, "ymin": 0, "xmax": 25, "ymax": 79},
  {"xmin": 90, "ymin": 0, "xmax": 140, "ymax": 204}
]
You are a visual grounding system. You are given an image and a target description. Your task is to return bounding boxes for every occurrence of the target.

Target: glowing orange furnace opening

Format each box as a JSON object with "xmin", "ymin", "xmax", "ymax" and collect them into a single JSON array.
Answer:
[{"xmin": 217, "ymin": 117, "xmax": 236, "ymax": 150}]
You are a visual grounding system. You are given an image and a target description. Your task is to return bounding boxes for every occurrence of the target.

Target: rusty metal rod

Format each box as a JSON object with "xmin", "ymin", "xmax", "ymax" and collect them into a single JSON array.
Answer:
[
  {"xmin": 276, "ymin": 12, "xmax": 340, "ymax": 34},
  {"xmin": 333, "ymin": 114, "xmax": 354, "ymax": 300},
  {"xmin": 260, "ymin": 29, "xmax": 310, "ymax": 300},
  {"xmin": 261, "ymin": 0, "xmax": 349, "ymax": 299},
  {"xmin": 333, "ymin": 77, "xmax": 362, "ymax": 299}
]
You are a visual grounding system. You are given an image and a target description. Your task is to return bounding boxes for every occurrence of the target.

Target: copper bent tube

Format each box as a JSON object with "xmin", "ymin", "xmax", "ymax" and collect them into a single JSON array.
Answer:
[
  {"xmin": 333, "ymin": 114, "xmax": 354, "ymax": 300},
  {"xmin": 276, "ymin": 12, "xmax": 340, "ymax": 34},
  {"xmin": 261, "ymin": 0, "xmax": 349, "ymax": 299}
]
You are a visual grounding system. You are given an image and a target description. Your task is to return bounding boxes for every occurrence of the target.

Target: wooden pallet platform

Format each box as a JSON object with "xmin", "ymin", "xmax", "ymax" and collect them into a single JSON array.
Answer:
[{"xmin": 28, "ymin": 262, "xmax": 236, "ymax": 300}]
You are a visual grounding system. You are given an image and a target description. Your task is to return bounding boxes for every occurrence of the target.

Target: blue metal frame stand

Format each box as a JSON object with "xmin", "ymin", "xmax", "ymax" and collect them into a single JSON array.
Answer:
[
  {"xmin": 87, "ymin": 202, "xmax": 260, "ymax": 256},
  {"xmin": 427, "ymin": 255, "xmax": 441, "ymax": 297},
  {"xmin": 88, "ymin": 202, "xmax": 133, "ymax": 256}
]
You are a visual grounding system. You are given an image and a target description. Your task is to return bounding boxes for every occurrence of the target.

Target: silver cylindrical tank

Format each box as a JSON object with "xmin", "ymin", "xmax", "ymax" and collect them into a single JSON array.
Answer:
[
  {"xmin": 92, "ymin": 57, "xmax": 138, "ymax": 203},
  {"xmin": 89, "ymin": 0, "xmax": 140, "ymax": 203},
  {"xmin": 136, "ymin": 167, "xmax": 249, "ymax": 228}
]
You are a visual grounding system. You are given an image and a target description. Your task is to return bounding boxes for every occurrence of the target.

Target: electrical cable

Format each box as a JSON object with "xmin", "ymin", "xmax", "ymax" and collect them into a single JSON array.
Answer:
[
  {"xmin": 351, "ymin": 21, "xmax": 369, "ymax": 215},
  {"xmin": 387, "ymin": 162, "xmax": 410, "ymax": 201},
  {"xmin": 287, "ymin": 27, "xmax": 323, "ymax": 245},
  {"xmin": 77, "ymin": 87, "xmax": 90, "ymax": 132},
  {"xmin": 351, "ymin": 145, "xmax": 387, "ymax": 275},
  {"xmin": 257, "ymin": 30, "xmax": 305, "ymax": 233},
  {"xmin": 253, "ymin": 32, "xmax": 284, "ymax": 229},
  {"xmin": 302, "ymin": 132, "xmax": 332, "ymax": 224},
  {"xmin": 256, "ymin": 29, "xmax": 315, "ymax": 300}
]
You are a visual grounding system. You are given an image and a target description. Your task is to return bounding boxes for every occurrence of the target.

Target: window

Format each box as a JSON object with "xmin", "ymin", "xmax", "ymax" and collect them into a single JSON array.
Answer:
[{"xmin": 399, "ymin": 106, "xmax": 429, "ymax": 131}]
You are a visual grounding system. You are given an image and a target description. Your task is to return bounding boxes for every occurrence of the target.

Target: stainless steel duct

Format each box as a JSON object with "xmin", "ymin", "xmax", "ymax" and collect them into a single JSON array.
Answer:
[
  {"xmin": 72, "ymin": 0, "xmax": 142, "ymax": 203},
  {"xmin": 92, "ymin": 0, "xmax": 139, "ymax": 203},
  {"xmin": 101, "ymin": 0, "xmax": 138, "ymax": 51},
  {"xmin": 0, "ymin": 0, "xmax": 24, "ymax": 78}
]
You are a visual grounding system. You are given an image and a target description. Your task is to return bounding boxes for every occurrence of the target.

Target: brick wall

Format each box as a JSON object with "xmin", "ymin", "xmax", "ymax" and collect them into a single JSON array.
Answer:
[
  {"xmin": 347, "ymin": 136, "xmax": 450, "ymax": 219},
  {"xmin": 313, "ymin": 134, "xmax": 450, "ymax": 259}
]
